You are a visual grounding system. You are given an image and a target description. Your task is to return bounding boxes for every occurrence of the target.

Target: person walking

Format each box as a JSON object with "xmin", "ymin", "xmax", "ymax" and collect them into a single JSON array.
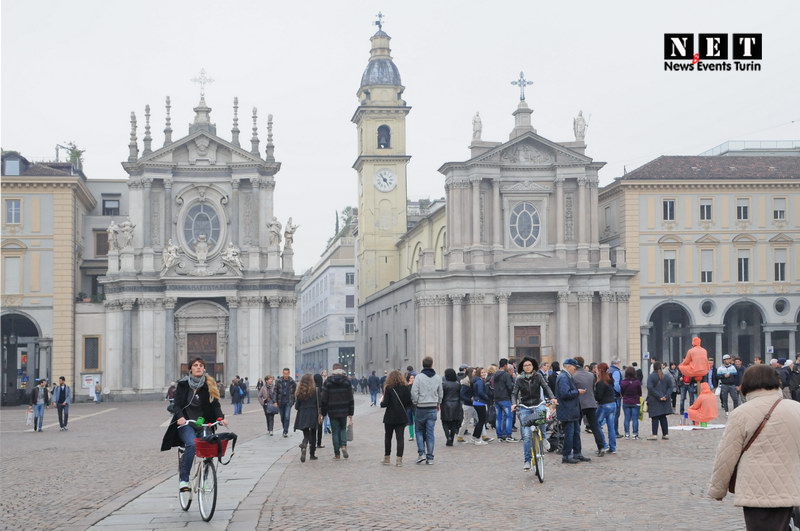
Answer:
[
  {"xmin": 321, "ymin": 363, "xmax": 354, "ymax": 459},
  {"xmin": 608, "ymin": 359, "xmax": 624, "ymax": 438},
  {"xmin": 572, "ymin": 357, "xmax": 605, "ymax": 455},
  {"xmin": 53, "ymin": 376, "xmax": 73, "ymax": 431},
  {"xmin": 313, "ymin": 374, "xmax": 326, "ymax": 448},
  {"xmin": 594, "ymin": 363, "xmax": 618, "ymax": 454},
  {"xmin": 470, "ymin": 367, "xmax": 491, "ymax": 446},
  {"xmin": 367, "ymin": 371, "xmax": 381, "ymax": 407},
  {"xmin": 646, "ymin": 361, "xmax": 674, "ymax": 440},
  {"xmin": 257, "ymin": 378, "xmax": 264, "ymax": 392},
  {"xmin": 257, "ymin": 375, "xmax": 278, "ymax": 436},
  {"xmin": 405, "ymin": 373, "xmax": 416, "ymax": 441},
  {"xmin": 229, "ymin": 377, "xmax": 243, "ymax": 415},
  {"xmin": 457, "ymin": 367, "xmax": 477, "ymax": 443},
  {"xmin": 29, "ymin": 379, "xmax": 51, "ymax": 432},
  {"xmin": 556, "ymin": 359, "xmax": 591, "ymax": 464},
  {"xmin": 668, "ymin": 363, "xmax": 680, "ymax": 411},
  {"xmin": 547, "ymin": 361, "xmax": 561, "ymax": 396},
  {"xmin": 244, "ymin": 377, "xmax": 251, "ymax": 404},
  {"xmin": 293, "ymin": 374, "xmax": 319, "ymax": 462},
  {"xmin": 717, "ymin": 355, "xmax": 741, "ymax": 415},
  {"xmin": 440, "ymin": 368, "xmax": 463, "ymax": 446},
  {"xmin": 709, "ymin": 364, "xmax": 800, "ymax": 531},
  {"xmin": 512, "ymin": 357, "xmax": 556, "ymax": 471},
  {"xmin": 380, "ymin": 370, "xmax": 412, "ymax": 466},
  {"xmin": 275, "ymin": 368, "xmax": 297, "ymax": 437},
  {"xmin": 493, "ymin": 358, "xmax": 516, "ymax": 442},
  {"xmin": 620, "ymin": 366, "xmax": 642, "ymax": 439},
  {"xmin": 410, "ymin": 356, "xmax": 443, "ymax": 464}
]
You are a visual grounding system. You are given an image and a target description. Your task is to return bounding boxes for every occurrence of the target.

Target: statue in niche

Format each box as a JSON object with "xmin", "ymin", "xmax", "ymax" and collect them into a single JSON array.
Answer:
[
  {"xmin": 162, "ymin": 239, "xmax": 180, "ymax": 270},
  {"xmin": 472, "ymin": 111, "xmax": 482, "ymax": 140},
  {"xmin": 221, "ymin": 242, "xmax": 244, "ymax": 271},
  {"xmin": 107, "ymin": 220, "xmax": 120, "ymax": 251},
  {"xmin": 284, "ymin": 218, "xmax": 299, "ymax": 250},
  {"xmin": 195, "ymin": 234, "xmax": 209, "ymax": 263},
  {"xmin": 267, "ymin": 216, "xmax": 282, "ymax": 247},
  {"xmin": 573, "ymin": 110, "xmax": 588, "ymax": 142},
  {"xmin": 118, "ymin": 218, "xmax": 136, "ymax": 249}
]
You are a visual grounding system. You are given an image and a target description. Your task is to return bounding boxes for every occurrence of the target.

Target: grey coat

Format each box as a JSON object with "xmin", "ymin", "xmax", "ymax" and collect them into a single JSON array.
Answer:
[
  {"xmin": 572, "ymin": 370, "xmax": 598, "ymax": 410},
  {"xmin": 646, "ymin": 371, "xmax": 675, "ymax": 418}
]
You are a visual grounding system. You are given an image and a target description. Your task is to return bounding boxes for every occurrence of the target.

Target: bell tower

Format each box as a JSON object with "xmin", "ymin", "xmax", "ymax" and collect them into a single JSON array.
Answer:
[{"xmin": 352, "ymin": 20, "xmax": 410, "ymax": 301}]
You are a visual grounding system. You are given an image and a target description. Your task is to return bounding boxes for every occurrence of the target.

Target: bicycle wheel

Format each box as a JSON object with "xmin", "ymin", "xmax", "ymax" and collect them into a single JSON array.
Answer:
[
  {"xmin": 178, "ymin": 450, "xmax": 192, "ymax": 511},
  {"xmin": 534, "ymin": 428, "xmax": 545, "ymax": 483},
  {"xmin": 197, "ymin": 459, "xmax": 217, "ymax": 522}
]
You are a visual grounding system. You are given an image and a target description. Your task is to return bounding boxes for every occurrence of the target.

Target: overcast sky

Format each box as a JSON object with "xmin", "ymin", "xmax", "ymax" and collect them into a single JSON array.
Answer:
[{"xmin": 3, "ymin": 0, "xmax": 799, "ymax": 272}]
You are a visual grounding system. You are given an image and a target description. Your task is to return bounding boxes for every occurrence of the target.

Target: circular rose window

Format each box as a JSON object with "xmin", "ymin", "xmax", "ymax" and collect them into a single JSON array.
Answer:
[{"xmin": 509, "ymin": 202, "xmax": 541, "ymax": 248}]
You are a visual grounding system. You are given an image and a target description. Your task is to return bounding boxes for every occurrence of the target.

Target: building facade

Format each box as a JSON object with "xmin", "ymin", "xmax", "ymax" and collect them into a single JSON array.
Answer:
[
  {"xmin": 600, "ymin": 147, "xmax": 800, "ymax": 366},
  {"xmin": 296, "ymin": 232, "xmax": 357, "ymax": 376},
  {"xmin": 354, "ymin": 27, "xmax": 634, "ymax": 373}
]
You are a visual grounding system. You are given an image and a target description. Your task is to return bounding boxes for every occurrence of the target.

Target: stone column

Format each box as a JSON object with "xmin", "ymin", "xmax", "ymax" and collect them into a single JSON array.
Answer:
[
  {"xmin": 142, "ymin": 178, "xmax": 152, "ymax": 247},
  {"xmin": 103, "ymin": 300, "xmax": 122, "ymax": 393},
  {"xmin": 468, "ymin": 294, "xmax": 485, "ymax": 366},
  {"xmin": 557, "ymin": 291, "xmax": 570, "ymax": 358},
  {"xmin": 789, "ymin": 331, "xmax": 796, "ymax": 360},
  {"xmin": 600, "ymin": 291, "xmax": 613, "ymax": 361},
  {"xmin": 716, "ymin": 331, "xmax": 723, "ymax": 366},
  {"xmin": 496, "ymin": 292, "xmax": 510, "ymax": 360},
  {"xmin": 164, "ymin": 298, "xmax": 177, "ymax": 385},
  {"xmin": 279, "ymin": 297, "xmax": 296, "ymax": 377},
  {"xmin": 250, "ymin": 178, "xmax": 262, "ymax": 248},
  {"xmin": 640, "ymin": 325, "xmax": 651, "ymax": 372},
  {"xmin": 555, "ymin": 177, "xmax": 565, "ymax": 248},
  {"xmin": 121, "ymin": 298, "xmax": 135, "ymax": 389},
  {"xmin": 590, "ymin": 180, "xmax": 600, "ymax": 248},
  {"xmin": 268, "ymin": 296, "xmax": 281, "ymax": 376},
  {"xmin": 225, "ymin": 297, "xmax": 238, "ymax": 382},
  {"xmin": 763, "ymin": 330, "xmax": 772, "ymax": 358},
  {"xmin": 137, "ymin": 298, "xmax": 157, "ymax": 390},
  {"xmin": 616, "ymin": 292, "xmax": 630, "ymax": 362},
  {"xmin": 577, "ymin": 177, "xmax": 589, "ymax": 268},
  {"xmin": 231, "ymin": 179, "xmax": 240, "ymax": 244},
  {"xmin": 471, "ymin": 177, "xmax": 481, "ymax": 247},
  {"xmin": 164, "ymin": 178, "xmax": 173, "ymax": 243},
  {"xmin": 577, "ymin": 292, "xmax": 593, "ymax": 358},
  {"xmin": 451, "ymin": 294, "xmax": 465, "ymax": 369},
  {"xmin": 492, "ymin": 180, "xmax": 502, "ymax": 247}
]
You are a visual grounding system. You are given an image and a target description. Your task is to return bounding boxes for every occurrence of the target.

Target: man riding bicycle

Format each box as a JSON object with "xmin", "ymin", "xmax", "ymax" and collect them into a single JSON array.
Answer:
[
  {"xmin": 511, "ymin": 357, "xmax": 556, "ymax": 471},
  {"xmin": 161, "ymin": 358, "xmax": 228, "ymax": 492}
]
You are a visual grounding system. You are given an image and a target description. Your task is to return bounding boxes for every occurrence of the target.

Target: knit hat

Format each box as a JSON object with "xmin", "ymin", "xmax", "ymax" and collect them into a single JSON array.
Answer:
[{"xmin": 563, "ymin": 358, "xmax": 580, "ymax": 368}]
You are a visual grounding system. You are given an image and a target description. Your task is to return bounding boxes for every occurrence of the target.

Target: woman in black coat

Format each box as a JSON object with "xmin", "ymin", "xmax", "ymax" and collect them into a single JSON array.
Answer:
[
  {"xmin": 161, "ymin": 358, "xmax": 226, "ymax": 491},
  {"xmin": 293, "ymin": 374, "xmax": 319, "ymax": 462},
  {"xmin": 440, "ymin": 368, "xmax": 463, "ymax": 446},
  {"xmin": 380, "ymin": 370, "xmax": 412, "ymax": 467},
  {"xmin": 547, "ymin": 362, "xmax": 561, "ymax": 396}
]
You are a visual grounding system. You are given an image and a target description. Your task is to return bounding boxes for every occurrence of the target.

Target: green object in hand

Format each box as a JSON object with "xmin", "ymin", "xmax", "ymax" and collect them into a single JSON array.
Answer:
[{"xmin": 196, "ymin": 417, "xmax": 205, "ymax": 426}]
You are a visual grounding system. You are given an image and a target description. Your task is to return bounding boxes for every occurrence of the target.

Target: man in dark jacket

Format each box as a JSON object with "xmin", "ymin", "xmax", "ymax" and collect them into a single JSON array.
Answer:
[
  {"xmin": 368, "ymin": 371, "xmax": 381, "ymax": 406},
  {"xmin": 556, "ymin": 359, "xmax": 591, "ymax": 464},
  {"xmin": 493, "ymin": 358, "xmax": 516, "ymax": 442},
  {"xmin": 321, "ymin": 363, "xmax": 354, "ymax": 459},
  {"xmin": 572, "ymin": 357, "xmax": 604, "ymax": 455},
  {"xmin": 29, "ymin": 379, "xmax": 51, "ymax": 432},
  {"xmin": 274, "ymin": 368, "xmax": 297, "ymax": 437}
]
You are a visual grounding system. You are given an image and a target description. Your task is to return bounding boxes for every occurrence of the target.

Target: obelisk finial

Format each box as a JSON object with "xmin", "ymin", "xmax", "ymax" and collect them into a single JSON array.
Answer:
[
  {"xmin": 143, "ymin": 104, "xmax": 152, "ymax": 155},
  {"xmin": 128, "ymin": 111, "xmax": 139, "ymax": 162},
  {"xmin": 163, "ymin": 96, "xmax": 173, "ymax": 146},
  {"xmin": 250, "ymin": 107, "xmax": 260, "ymax": 155},
  {"xmin": 231, "ymin": 97, "xmax": 240, "ymax": 147}
]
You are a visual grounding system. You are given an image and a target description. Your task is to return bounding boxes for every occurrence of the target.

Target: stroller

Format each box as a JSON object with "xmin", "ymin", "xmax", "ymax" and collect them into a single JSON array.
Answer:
[{"xmin": 546, "ymin": 414, "xmax": 564, "ymax": 454}]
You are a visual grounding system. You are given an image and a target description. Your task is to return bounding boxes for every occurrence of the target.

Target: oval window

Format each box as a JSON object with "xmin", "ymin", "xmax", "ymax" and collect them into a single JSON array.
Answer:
[
  {"xmin": 509, "ymin": 202, "xmax": 541, "ymax": 248},
  {"xmin": 183, "ymin": 203, "xmax": 221, "ymax": 250}
]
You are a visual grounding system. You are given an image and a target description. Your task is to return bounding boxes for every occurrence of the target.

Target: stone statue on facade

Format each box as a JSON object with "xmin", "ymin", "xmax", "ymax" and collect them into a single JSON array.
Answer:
[
  {"xmin": 472, "ymin": 111, "xmax": 482, "ymax": 140},
  {"xmin": 118, "ymin": 218, "xmax": 136, "ymax": 249},
  {"xmin": 107, "ymin": 220, "xmax": 120, "ymax": 251},
  {"xmin": 573, "ymin": 110, "xmax": 588, "ymax": 142},
  {"xmin": 194, "ymin": 234, "xmax": 209, "ymax": 263},
  {"xmin": 267, "ymin": 216, "xmax": 282, "ymax": 247},
  {"xmin": 283, "ymin": 218, "xmax": 299, "ymax": 250},
  {"xmin": 221, "ymin": 241, "xmax": 244, "ymax": 271},
  {"xmin": 162, "ymin": 239, "xmax": 180, "ymax": 270}
]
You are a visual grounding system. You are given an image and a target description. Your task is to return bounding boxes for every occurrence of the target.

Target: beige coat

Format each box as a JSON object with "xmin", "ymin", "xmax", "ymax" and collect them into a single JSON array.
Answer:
[{"xmin": 708, "ymin": 389, "xmax": 800, "ymax": 507}]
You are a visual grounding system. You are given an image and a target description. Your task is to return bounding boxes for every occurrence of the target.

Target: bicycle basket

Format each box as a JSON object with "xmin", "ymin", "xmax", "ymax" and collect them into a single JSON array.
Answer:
[{"xmin": 194, "ymin": 438, "xmax": 228, "ymax": 458}]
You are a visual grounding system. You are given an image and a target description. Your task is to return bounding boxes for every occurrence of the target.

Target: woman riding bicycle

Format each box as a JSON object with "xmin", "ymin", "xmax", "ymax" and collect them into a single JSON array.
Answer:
[
  {"xmin": 161, "ymin": 358, "xmax": 228, "ymax": 492},
  {"xmin": 512, "ymin": 357, "xmax": 556, "ymax": 471}
]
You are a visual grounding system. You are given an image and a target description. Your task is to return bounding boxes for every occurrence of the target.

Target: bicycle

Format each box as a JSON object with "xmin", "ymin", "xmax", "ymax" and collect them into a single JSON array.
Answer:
[
  {"xmin": 177, "ymin": 418, "xmax": 230, "ymax": 522},
  {"xmin": 518, "ymin": 401, "xmax": 553, "ymax": 483}
]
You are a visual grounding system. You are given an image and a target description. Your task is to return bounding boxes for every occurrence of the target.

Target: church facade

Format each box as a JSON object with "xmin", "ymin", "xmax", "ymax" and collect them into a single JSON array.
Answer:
[
  {"xmin": 354, "ymin": 28, "xmax": 635, "ymax": 374},
  {"xmin": 93, "ymin": 94, "xmax": 300, "ymax": 398}
]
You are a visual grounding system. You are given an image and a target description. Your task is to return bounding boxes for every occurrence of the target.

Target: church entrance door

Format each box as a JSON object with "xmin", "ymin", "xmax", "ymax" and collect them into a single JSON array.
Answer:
[
  {"xmin": 183, "ymin": 333, "xmax": 223, "ymax": 380},
  {"xmin": 514, "ymin": 326, "xmax": 541, "ymax": 364}
]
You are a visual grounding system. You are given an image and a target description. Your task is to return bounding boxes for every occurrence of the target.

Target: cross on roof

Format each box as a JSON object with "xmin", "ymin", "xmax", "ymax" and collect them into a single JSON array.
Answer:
[
  {"xmin": 511, "ymin": 71, "xmax": 534, "ymax": 101},
  {"xmin": 191, "ymin": 68, "xmax": 215, "ymax": 98},
  {"xmin": 375, "ymin": 11, "xmax": 384, "ymax": 31}
]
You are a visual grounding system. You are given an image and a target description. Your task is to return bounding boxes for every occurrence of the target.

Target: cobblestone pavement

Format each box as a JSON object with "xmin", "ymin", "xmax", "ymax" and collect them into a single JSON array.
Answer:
[
  {"xmin": 258, "ymin": 399, "xmax": 745, "ymax": 531},
  {"xmin": 0, "ymin": 397, "xmax": 277, "ymax": 530}
]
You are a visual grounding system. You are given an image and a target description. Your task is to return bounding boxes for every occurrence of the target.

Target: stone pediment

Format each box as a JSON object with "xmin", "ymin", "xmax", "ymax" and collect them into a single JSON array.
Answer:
[
  {"xmin": 135, "ymin": 131, "xmax": 266, "ymax": 167},
  {"xmin": 695, "ymin": 234, "xmax": 720, "ymax": 245},
  {"xmin": 769, "ymin": 233, "xmax": 793, "ymax": 243},
  {"xmin": 470, "ymin": 132, "xmax": 592, "ymax": 166}
]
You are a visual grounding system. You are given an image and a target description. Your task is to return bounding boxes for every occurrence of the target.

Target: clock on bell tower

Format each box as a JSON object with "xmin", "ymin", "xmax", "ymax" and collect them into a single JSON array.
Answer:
[{"xmin": 352, "ymin": 24, "xmax": 411, "ymax": 300}]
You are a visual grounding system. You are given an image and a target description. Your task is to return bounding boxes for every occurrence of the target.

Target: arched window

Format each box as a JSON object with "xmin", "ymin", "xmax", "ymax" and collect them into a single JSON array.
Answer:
[{"xmin": 377, "ymin": 125, "xmax": 391, "ymax": 149}]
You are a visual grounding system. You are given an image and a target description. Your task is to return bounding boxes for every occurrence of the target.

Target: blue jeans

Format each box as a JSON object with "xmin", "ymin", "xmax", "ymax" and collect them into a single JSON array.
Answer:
[
  {"xmin": 562, "ymin": 420, "xmax": 582, "ymax": 458},
  {"xmin": 330, "ymin": 416, "xmax": 348, "ymax": 455},
  {"xmin": 370, "ymin": 390, "xmax": 378, "ymax": 405},
  {"xmin": 323, "ymin": 415, "xmax": 331, "ymax": 432},
  {"xmin": 613, "ymin": 397, "xmax": 622, "ymax": 434},
  {"xmin": 95, "ymin": 392, "xmax": 102, "ymax": 403},
  {"xmin": 233, "ymin": 402, "xmax": 242, "ymax": 415},
  {"xmin": 33, "ymin": 403, "xmax": 45, "ymax": 430},
  {"xmin": 279, "ymin": 403, "xmax": 292, "ymax": 434},
  {"xmin": 597, "ymin": 402, "xmax": 617, "ymax": 451},
  {"xmin": 407, "ymin": 408, "xmax": 415, "ymax": 438},
  {"xmin": 178, "ymin": 424, "xmax": 197, "ymax": 482},
  {"xmin": 414, "ymin": 407, "xmax": 437, "ymax": 460},
  {"xmin": 518, "ymin": 405, "xmax": 548, "ymax": 463},
  {"xmin": 495, "ymin": 400, "xmax": 512, "ymax": 439},
  {"xmin": 680, "ymin": 384, "xmax": 696, "ymax": 414},
  {"xmin": 623, "ymin": 404, "xmax": 640, "ymax": 435}
]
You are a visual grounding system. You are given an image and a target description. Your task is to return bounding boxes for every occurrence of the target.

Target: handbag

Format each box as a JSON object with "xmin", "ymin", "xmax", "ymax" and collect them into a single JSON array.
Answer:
[
  {"xmin": 728, "ymin": 398, "xmax": 782, "ymax": 493},
  {"xmin": 347, "ymin": 421, "xmax": 354, "ymax": 442},
  {"xmin": 26, "ymin": 408, "xmax": 33, "ymax": 426},
  {"xmin": 265, "ymin": 403, "xmax": 279, "ymax": 415}
]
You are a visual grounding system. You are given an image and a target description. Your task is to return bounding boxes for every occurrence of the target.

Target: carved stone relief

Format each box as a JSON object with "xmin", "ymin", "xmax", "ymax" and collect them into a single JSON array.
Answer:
[{"xmin": 564, "ymin": 193, "xmax": 574, "ymax": 240}]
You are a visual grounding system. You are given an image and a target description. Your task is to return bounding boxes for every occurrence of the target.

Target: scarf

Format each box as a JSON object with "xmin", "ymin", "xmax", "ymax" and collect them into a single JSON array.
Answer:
[{"xmin": 186, "ymin": 373, "xmax": 206, "ymax": 390}]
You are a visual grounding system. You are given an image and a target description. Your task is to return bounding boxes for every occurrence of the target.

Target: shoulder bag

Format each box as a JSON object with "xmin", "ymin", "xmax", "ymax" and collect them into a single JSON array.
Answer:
[{"xmin": 728, "ymin": 398, "xmax": 782, "ymax": 493}]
